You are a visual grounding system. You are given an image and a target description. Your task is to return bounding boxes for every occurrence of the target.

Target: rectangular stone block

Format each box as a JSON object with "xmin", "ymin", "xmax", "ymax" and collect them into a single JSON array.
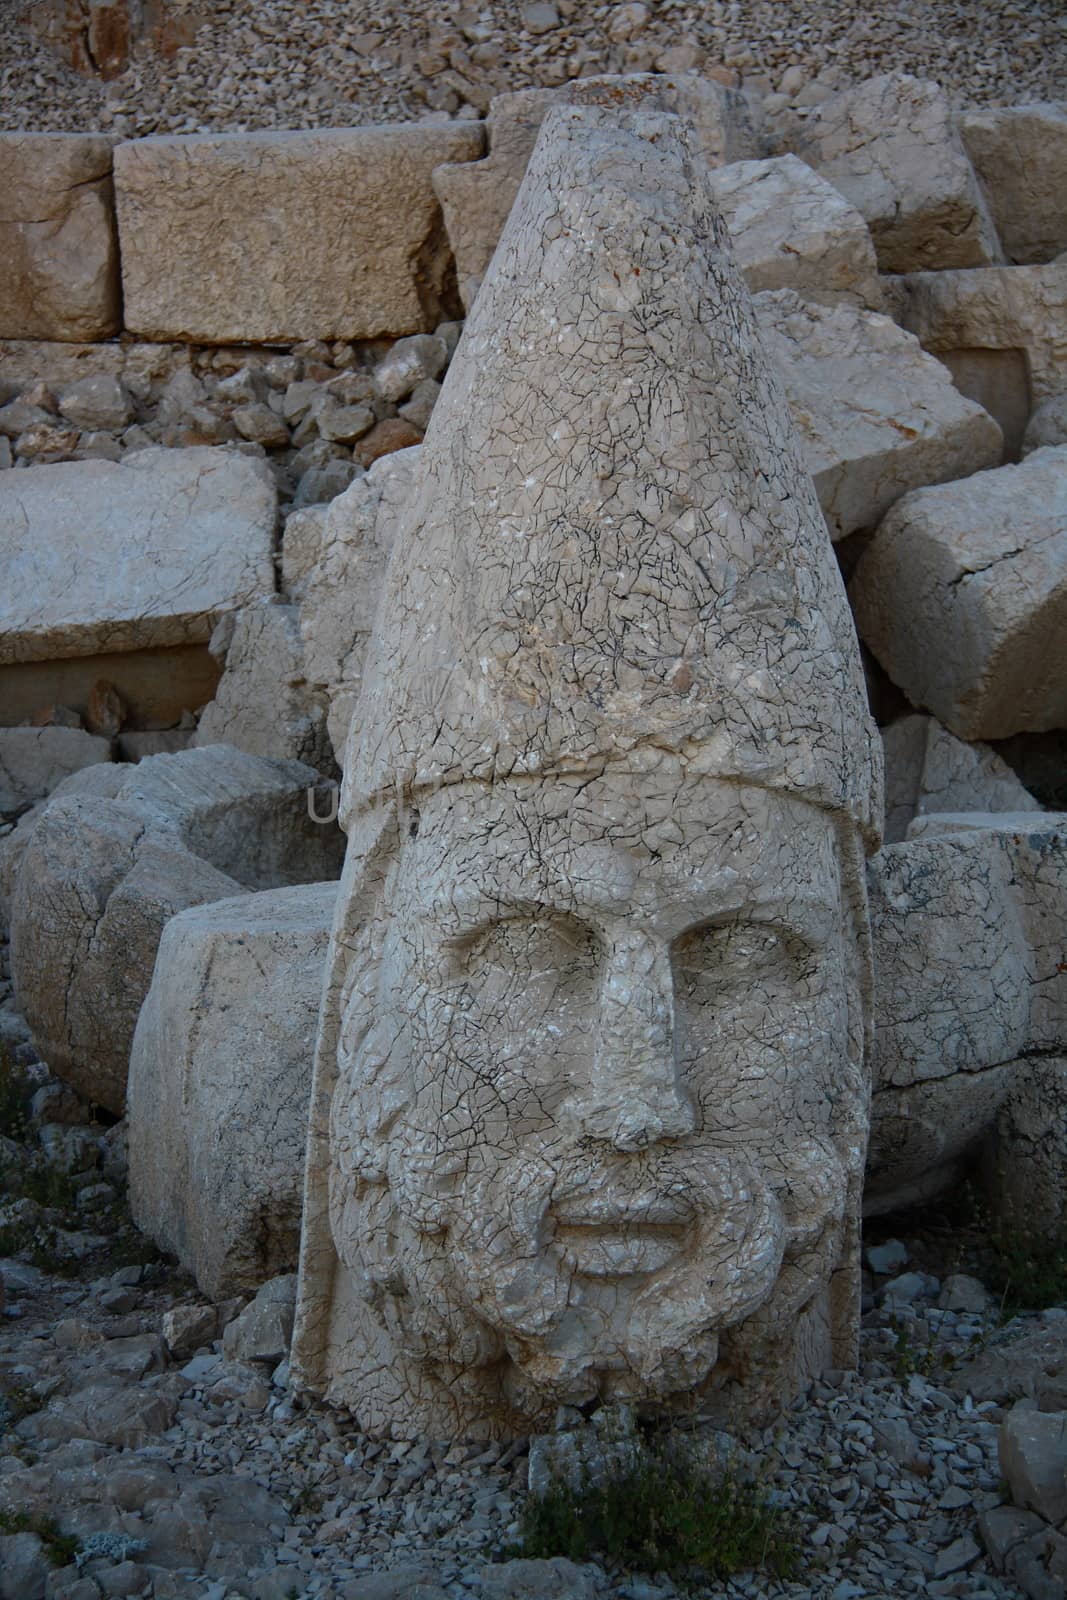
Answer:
[
  {"xmin": 960, "ymin": 102, "xmax": 1067, "ymax": 266},
  {"xmin": 0, "ymin": 446, "xmax": 277, "ymax": 664},
  {"xmin": 114, "ymin": 124, "xmax": 484, "ymax": 343},
  {"xmin": 0, "ymin": 134, "xmax": 120, "ymax": 341}
]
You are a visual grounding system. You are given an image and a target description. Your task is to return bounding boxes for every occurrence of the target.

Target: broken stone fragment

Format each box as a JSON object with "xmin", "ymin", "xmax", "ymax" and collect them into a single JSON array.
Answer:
[
  {"xmin": 755, "ymin": 290, "xmax": 1003, "ymax": 541},
  {"xmin": 0, "ymin": 133, "xmax": 120, "ymax": 341},
  {"xmin": 0, "ymin": 727, "xmax": 112, "ymax": 823},
  {"xmin": 959, "ymin": 102, "xmax": 1067, "ymax": 266},
  {"xmin": 129, "ymin": 888, "xmax": 335, "ymax": 1296},
  {"xmin": 880, "ymin": 713, "xmax": 1040, "ymax": 844},
  {"xmin": 791, "ymin": 73, "xmax": 1001, "ymax": 272},
  {"xmin": 57, "ymin": 373, "xmax": 132, "ymax": 432},
  {"xmin": 708, "ymin": 153, "xmax": 882, "ymax": 309},
  {"xmin": 850, "ymin": 445, "xmax": 1067, "ymax": 740},
  {"xmin": 9, "ymin": 746, "xmax": 344, "ymax": 1113},
  {"xmin": 999, "ymin": 1409, "xmax": 1067, "ymax": 1527}
]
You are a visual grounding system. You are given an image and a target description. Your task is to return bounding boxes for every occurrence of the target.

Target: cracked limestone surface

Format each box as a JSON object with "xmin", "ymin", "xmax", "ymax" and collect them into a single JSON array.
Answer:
[
  {"xmin": 432, "ymin": 72, "xmax": 765, "ymax": 313},
  {"xmin": 292, "ymin": 101, "xmax": 882, "ymax": 1442},
  {"xmin": 880, "ymin": 712, "xmax": 1041, "ymax": 845},
  {"xmin": 849, "ymin": 444, "xmax": 1067, "ymax": 741}
]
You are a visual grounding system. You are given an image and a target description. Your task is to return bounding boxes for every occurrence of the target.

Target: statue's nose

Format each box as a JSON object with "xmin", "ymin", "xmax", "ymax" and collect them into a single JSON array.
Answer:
[{"xmin": 566, "ymin": 933, "xmax": 697, "ymax": 1152}]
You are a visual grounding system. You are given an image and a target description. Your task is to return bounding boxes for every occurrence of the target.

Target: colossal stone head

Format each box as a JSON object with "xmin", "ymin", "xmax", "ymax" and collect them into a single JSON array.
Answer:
[{"xmin": 292, "ymin": 101, "xmax": 882, "ymax": 1439}]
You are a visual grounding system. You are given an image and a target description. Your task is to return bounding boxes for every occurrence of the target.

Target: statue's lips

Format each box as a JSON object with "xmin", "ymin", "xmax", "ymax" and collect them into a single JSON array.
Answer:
[{"xmin": 549, "ymin": 1189, "xmax": 695, "ymax": 1276}]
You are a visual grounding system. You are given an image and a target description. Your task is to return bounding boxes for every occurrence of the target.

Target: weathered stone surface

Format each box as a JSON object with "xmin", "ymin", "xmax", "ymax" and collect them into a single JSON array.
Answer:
[
  {"xmin": 1024, "ymin": 392, "xmax": 1067, "ymax": 456},
  {"xmin": 792, "ymin": 73, "xmax": 1000, "ymax": 272},
  {"xmin": 987, "ymin": 1056, "xmax": 1067, "ymax": 1249},
  {"xmin": 194, "ymin": 601, "xmax": 333, "ymax": 773},
  {"xmin": 290, "ymin": 449, "xmax": 420, "ymax": 762},
  {"xmin": 707, "ymin": 154, "xmax": 881, "ymax": 309},
  {"xmin": 755, "ymin": 291, "xmax": 1003, "ymax": 541},
  {"xmin": 9, "ymin": 746, "xmax": 344, "ymax": 1112},
  {"xmin": 850, "ymin": 446, "xmax": 1067, "ymax": 740},
  {"xmin": 0, "ymin": 447, "xmax": 276, "ymax": 666},
  {"xmin": 865, "ymin": 815, "xmax": 1067, "ymax": 1214},
  {"xmin": 0, "ymin": 134, "xmax": 120, "ymax": 341},
  {"xmin": 960, "ymin": 103, "xmax": 1067, "ymax": 266},
  {"xmin": 881, "ymin": 713, "xmax": 1040, "ymax": 844},
  {"xmin": 129, "ymin": 885, "xmax": 335, "ymax": 1296},
  {"xmin": 433, "ymin": 73, "xmax": 764, "ymax": 310},
  {"xmin": 293, "ymin": 104, "xmax": 880, "ymax": 1440},
  {"xmin": 1000, "ymin": 1409, "xmax": 1067, "ymax": 1526},
  {"xmin": 114, "ymin": 124, "xmax": 484, "ymax": 343},
  {"xmin": 0, "ymin": 726, "xmax": 112, "ymax": 821},
  {"xmin": 57, "ymin": 373, "xmax": 132, "ymax": 431},
  {"xmin": 883, "ymin": 261, "xmax": 1067, "ymax": 443},
  {"xmin": 952, "ymin": 1321, "xmax": 1067, "ymax": 1407}
]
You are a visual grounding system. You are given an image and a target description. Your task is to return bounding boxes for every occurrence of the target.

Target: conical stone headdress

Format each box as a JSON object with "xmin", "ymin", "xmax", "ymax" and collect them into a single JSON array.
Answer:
[{"xmin": 342, "ymin": 100, "xmax": 882, "ymax": 848}]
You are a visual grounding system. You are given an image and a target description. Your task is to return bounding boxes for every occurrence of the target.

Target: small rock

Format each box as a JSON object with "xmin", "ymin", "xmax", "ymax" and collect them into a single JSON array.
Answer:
[
  {"xmin": 935, "ymin": 1533, "xmax": 980, "ymax": 1575},
  {"xmin": 221, "ymin": 1273, "xmax": 296, "ymax": 1364},
  {"xmin": 233, "ymin": 403, "xmax": 290, "ymax": 448},
  {"xmin": 0, "ymin": 1531, "xmax": 49, "ymax": 1600},
  {"xmin": 399, "ymin": 379, "xmax": 441, "ymax": 431},
  {"xmin": 373, "ymin": 334, "xmax": 448, "ymax": 402},
  {"xmin": 16, "ymin": 421, "xmax": 80, "ymax": 462},
  {"xmin": 317, "ymin": 401, "xmax": 375, "ymax": 443},
  {"xmin": 939, "ymin": 1274, "xmax": 993, "ymax": 1314},
  {"xmin": 292, "ymin": 459, "xmax": 360, "ymax": 506},
  {"xmin": 162, "ymin": 1302, "xmax": 218, "ymax": 1359},
  {"xmin": 355, "ymin": 417, "xmax": 423, "ymax": 468},
  {"xmin": 85, "ymin": 679, "xmax": 126, "ymax": 739},
  {"xmin": 866, "ymin": 1238, "xmax": 910, "ymax": 1274},
  {"xmin": 59, "ymin": 375, "xmax": 133, "ymax": 432},
  {"xmin": 881, "ymin": 1271, "xmax": 940, "ymax": 1305}
]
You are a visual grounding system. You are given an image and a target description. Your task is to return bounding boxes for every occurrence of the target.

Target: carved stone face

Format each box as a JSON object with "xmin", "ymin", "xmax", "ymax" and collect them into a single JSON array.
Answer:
[{"xmin": 328, "ymin": 763, "xmax": 866, "ymax": 1427}]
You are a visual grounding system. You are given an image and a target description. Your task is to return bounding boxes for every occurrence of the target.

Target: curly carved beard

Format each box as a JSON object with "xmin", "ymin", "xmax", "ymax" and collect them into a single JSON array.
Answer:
[{"xmin": 329, "ymin": 1101, "xmax": 849, "ymax": 1412}]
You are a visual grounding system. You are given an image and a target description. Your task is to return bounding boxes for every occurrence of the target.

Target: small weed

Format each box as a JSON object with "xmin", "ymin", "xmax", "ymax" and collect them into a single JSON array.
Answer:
[
  {"xmin": 0, "ymin": 1383, "xmax": 42, "ymax": 1433},
  {"xmin": 0, "ymin": 1508, "xmax": 80, "ymax": 1567},
  {"xmin": 0, "ymin": 1045, "xmax": 34, "ymax": 1143},
  {"xmin": 511, "ymin": 1434, "xmax": 799, "ymax": 1587},
  {"xmin": 289, "ymin": 1484, "xmax": 324, "ymax": 1518},
  {"xmin": 887, "ymin": 1315, "xmax": 943, "ymax": 1383}
]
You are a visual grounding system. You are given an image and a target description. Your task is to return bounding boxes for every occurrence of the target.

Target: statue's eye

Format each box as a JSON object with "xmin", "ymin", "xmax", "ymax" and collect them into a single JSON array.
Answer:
[
  {"xmin": 672, "ymin": 921, "xmax": 814, "ymax": 995},
  {"xmin": 455, "ymin": 913, "xmax": 601, "ymax": 997}
]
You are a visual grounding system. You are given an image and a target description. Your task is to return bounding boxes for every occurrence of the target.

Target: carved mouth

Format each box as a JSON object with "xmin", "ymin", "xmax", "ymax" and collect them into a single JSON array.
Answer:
[{"xmin": 550, "ymin": 1190, "xmax": 695, "ymax": 1278}]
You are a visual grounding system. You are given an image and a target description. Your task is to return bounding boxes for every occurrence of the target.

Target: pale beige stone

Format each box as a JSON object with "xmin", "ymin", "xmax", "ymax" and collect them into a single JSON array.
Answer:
[
  {"xmin": 708, "ymin": 154, "xmax": 881, "ymax": 309},
  {"xmin": 293, "ymin": 104, "xmax": 881, "ymax": 1441},
  {"xmin": 0, "ymin": 134, "xmax": 120, "ymax": 341},
  {"xmin": 0, "ymin": 448, "xmax": 277, "ymax": 666},
  {"xmin": 881, "ymin": 713, "xmax": 1040, "ymax": 844},
  {"xmin": 0, "ymin": 727, "xmax": 112, "ymax": 821},
  {"xmin": 850, "ymin": 446, "xmax": 1067, "ymax": 740},
  {"xmin": 290, "ymin": 449, "xmax": 420, "ymax": 763},
  {"xmin": 129, "ymin": 884, "xmax": 337, "ymax": 1297},
  {"xmin": 9, "ymin": 746, "xmax": 344, "ymax": 1113},
  {"xmin": 114, "ymin": 124, "xmax": 484, "ymax": 343},
  {"xmin": 194, "ymin": 601, "xmax": 333, "ymax": 773},
  {"xmin": 960, "ymin": 103, "xmax": 1067, "ymax": 266},
  {"xmin": 432, "ymin": 73, "xmax": 764, "ymax": 311},
  {"xmin": 1023, "ymin": 392, "xmax": 1067, "ymax": 456},
  {"xmin": 883, "ymin": 260, "xmax": 1067, "ymax": 413},
  {"xmin": 865, "ymin": 814, "xmax": 1067, "ymax": 1214},
  {"xmin": 792, "ymin": 74, "xmax": 1000, "ymax": 272},
  {"xmin": 755, "ymin": 291, "xmax": 1003, "ymax": 541}
]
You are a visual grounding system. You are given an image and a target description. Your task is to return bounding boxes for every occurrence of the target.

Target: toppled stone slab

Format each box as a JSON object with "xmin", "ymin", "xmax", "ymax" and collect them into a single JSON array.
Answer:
[
  {"xmin": 883, "ymin": 260, "xmax": 1067, "ymax": 453},
  {"xmin": 131, "ymin": 886, "xmax": 333, "ymax": 1296},
  {"xmin": 288, "ymin": 447, "xmax": 420, "ymax": 762},
  {"xmin": 850, "ymin": 446, "xmax": 1067, "ymax": 740},
  {"xmin": 0, "ymin": 726, "xmax": 111, "ymax": 821},
  {"xmin": 433, "ymin": 73, "xmax": 764, "ymax": 310},
  {"xmin": 792, "ymin": 73, "xmax": 1000, "ymax": 272},
  {"xmin": 114, "ymin": 124, "xmax": 485, "ymax": 342},
  {"xmin": 0, "ymin": 133, "xmax": 120, "ymax": 341},
  {"xmin": 881, "ymin": 713, "xmax": 1040, "ymax": 843},
  {"xmin": 0, "ymin": 447, "xmax": 277, "ymax": 665},
  {"xmin": 194, "ymin": 601, "xmax": 333, "ymax": 773},
  {"xmin": 755, "ymin": 290, "xmax": 1003, "ymax": 540},
  {"xmin": 9, "ymin": 746, "xmax": 344, "ymax": 1112},
  {"xmin": 707, "ymin": 154, "xmax": 881, "ymax": 308},
  {"xmin": 960, "ymin": 102, "xmax": 1067, "ymax": 266},
  {"xmin": 866, "ymin": 814, "xmax": 1067, "ymax": 1213}
]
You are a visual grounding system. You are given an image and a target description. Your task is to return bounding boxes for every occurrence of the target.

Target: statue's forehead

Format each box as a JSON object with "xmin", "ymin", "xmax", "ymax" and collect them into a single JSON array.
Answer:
[{"xmin": 395, "ymin": 777, "xmax": 844, "ymax": 933}]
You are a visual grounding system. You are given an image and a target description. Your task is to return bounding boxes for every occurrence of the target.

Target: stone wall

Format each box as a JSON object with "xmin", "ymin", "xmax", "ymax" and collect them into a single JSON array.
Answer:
[{"xmin": 0, "ymin": 122, "xmax": 484, "ymax": 345}]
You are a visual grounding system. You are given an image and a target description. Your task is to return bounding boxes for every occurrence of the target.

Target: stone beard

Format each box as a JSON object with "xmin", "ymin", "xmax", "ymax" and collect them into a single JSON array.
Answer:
[{"xmin": 323, "ymin": 758, "xmax": 870, "ymax": 1436}]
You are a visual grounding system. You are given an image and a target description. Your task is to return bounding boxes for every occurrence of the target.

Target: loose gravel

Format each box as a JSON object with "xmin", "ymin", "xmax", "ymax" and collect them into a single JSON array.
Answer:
[{"xmin": 1, "ymin": 1, "xmax": 1065, "ymax": 138}]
